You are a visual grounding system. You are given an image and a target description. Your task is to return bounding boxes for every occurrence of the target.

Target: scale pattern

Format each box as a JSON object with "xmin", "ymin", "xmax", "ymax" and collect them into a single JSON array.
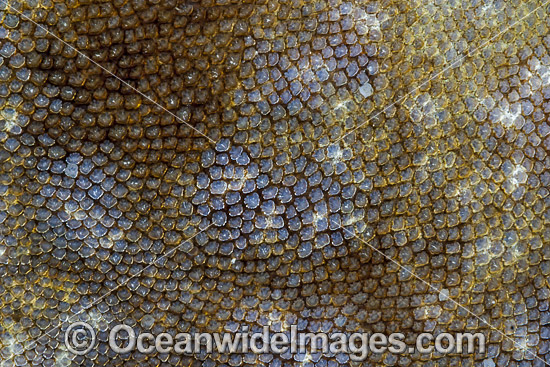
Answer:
[{"xmin": 0, "ymin": 0, "xmax": 550, "ymax": 366}]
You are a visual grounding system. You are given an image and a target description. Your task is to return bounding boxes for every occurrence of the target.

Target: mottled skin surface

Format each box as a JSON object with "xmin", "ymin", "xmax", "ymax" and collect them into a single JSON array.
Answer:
[{"xmin": 0, "ymin": 0, "xmax": 550, "ymax": 366}]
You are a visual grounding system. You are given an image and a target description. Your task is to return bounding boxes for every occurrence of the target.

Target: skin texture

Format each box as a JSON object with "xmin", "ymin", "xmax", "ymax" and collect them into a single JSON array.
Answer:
[{"xmin": 0, "ymin": 0, "xmax": 550, "ymax": 366}]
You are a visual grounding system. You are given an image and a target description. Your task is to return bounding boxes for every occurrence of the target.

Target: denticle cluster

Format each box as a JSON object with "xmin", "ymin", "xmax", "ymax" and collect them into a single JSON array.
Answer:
[{"xmin": 0, "ymin": 0, "xmax": 550, "ymax": 366}]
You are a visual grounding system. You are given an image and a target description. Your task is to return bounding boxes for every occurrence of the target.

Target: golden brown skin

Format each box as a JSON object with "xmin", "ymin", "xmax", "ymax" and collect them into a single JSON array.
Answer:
[{"xmin": 0, "ymin": 0, "xmax": 549, "ymax": 366}]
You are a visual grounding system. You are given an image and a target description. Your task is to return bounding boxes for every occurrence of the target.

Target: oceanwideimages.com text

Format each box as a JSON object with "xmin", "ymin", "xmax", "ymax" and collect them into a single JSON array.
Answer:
[{"xmin": 66, "ymin": 322, "xmax": 486, "ymax": 360}]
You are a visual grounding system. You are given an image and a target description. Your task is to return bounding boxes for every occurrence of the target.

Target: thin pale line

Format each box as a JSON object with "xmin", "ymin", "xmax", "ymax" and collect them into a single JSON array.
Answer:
[
  {"xmin": 340, "ymin": 225, "xmax": 545, "ymax": 363},
  {"xmin": 335, "ymin": 0, "xmax": 550, "ymax": 144},
  {"xmin": 1, "ymin": 1, "xmax": 217, "ymax": 144},
  {"xmin": 27, "ymin": 222, "xmax": 214, "ymax": 350}
]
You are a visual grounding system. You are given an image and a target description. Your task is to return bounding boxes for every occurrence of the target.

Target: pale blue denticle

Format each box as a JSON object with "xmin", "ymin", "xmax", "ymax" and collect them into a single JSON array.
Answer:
[
  {"xmin": 210, "ymin": 197, "xmax": 224, "ymax": 210},
  {"xmin": 100, "ymin": 177, "xmax": 115, "ymax": 191},
  {"xmin": 328, "ymin": 181, "xmax": 341, "ymax": 195},
  {"xmin": 242, "ymin": 180, "xmax": 256, "ymax": 194},
  {"xmin": 201, "ymin": 149, "xmax": 215, "ymax": 168},
  {"xmin": 50, "ymin": 161, "xmax": 66, "ymax": 174},
  {"xmin": 256, "ymin": 174, "xmax": 269, "ymax": 189},
  {"xmin": 236, "ymin": 151, "xmax": 250, "ymax": 165},
  {"xmin": 503, "ymin": 230, "xmax": 519, "ymax": 247},
  {"xmin": 342, "ymin": 185, "xmax": 356, "ymax": 199},
  {"xmin": 255, "ymin": 215, "xmax": 267, "ymax": 229},
  {"xmin": 192, "ymin": 190, "xmax": 209, "ymax": 205},
  {"xmin": 277, "ymin": 187, "xmax": 292, "ymax": 203},
  {"xmin": 315, "ymin": 233, "xmax": 330, "ymax": 248},
  {"xmin": 295, "ymin": 197, "xmax": 309, "ymax": 212},
  {"xmin": 226, "ymin": 192, "xmax": 241, "ymax": 206},
  {"xmin": 196, "ymin": 204, "xmax": 210, "ymax": 217},
  {"xmin": 212, "ymin": 211, "xmax": 227, "ymax": 226},
  {"xmin": 309, "ymin": 187, "xmax": 324, "ymax": 203},
  {"xmin": 315, "ymin": 200, "xmax": 328, "ymax": 216},
  {"xmin": 80, "ymin": 159, "xmax": 94, "ymax": 175},
  {"xmin": 90, "ymin": 169, "xmax": 106, "ymax": 184},
  {"xmin": 215, "ymin": 138, "xmax": 230, "ymax": 152},
  {"xmin": 216, "ymin": 153, "xmax": 229, "ymax": 166},
  {"xmin": 76, "ymin": 177, "xmax": 91, "ymax": 190},
  {"xmin": 37, "ymin": 157, "xmax": 51, "ymax": 171},
  {"xmin": 262, "ymin": 186, "xmax": 278, "ymax": 200},
  {"xmin": 0, "ymin": 42, "xmax": 16, "ymax": 57},
  {"xmin": 210, "ymin": 180, "xmax": 227, "ymax": 195},
  {"xmin": 260, "ymin": 200, "xmax": 275, "ymax": 216},
  {"xmin": 247, "ymin": 163, "xmax": 259, "ymax": 178},
  {"xmin": 56, "ymin": 188, "xmax": 71, "ymax": 201},
  {"xmin": 271, "ymin": 216, "xmax": 284, "ymax": 229},
  {"xmin": 35, "ymin": 94, "xmax": 49, "ymax": 108},
  {"xmin": 308, "ymin": 171, "xmax": 323, "ymax": 186},
  {"xmin": 288, "ymin": 217, "xmax": 300, "ymax": 231},
  {"xmin": 195, "ymin": 173, "xmax": 209, "ymax": 189},
  {"xmin": 209, "ymin": 166, "xmax": 223, "ymax": 180},
  {"xmin": 244, "ymin": 192, "xmax": 260, "ymax": 209},
  {"xmin": 294, "ymin": 179, "xmax": 308, "ymax": 196}
]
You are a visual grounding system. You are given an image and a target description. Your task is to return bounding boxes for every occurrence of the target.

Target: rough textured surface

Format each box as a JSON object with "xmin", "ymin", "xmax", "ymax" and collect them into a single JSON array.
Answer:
[{"xmin": 1, "ymin": 0, "xmax": 550, "ymax": 366}]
